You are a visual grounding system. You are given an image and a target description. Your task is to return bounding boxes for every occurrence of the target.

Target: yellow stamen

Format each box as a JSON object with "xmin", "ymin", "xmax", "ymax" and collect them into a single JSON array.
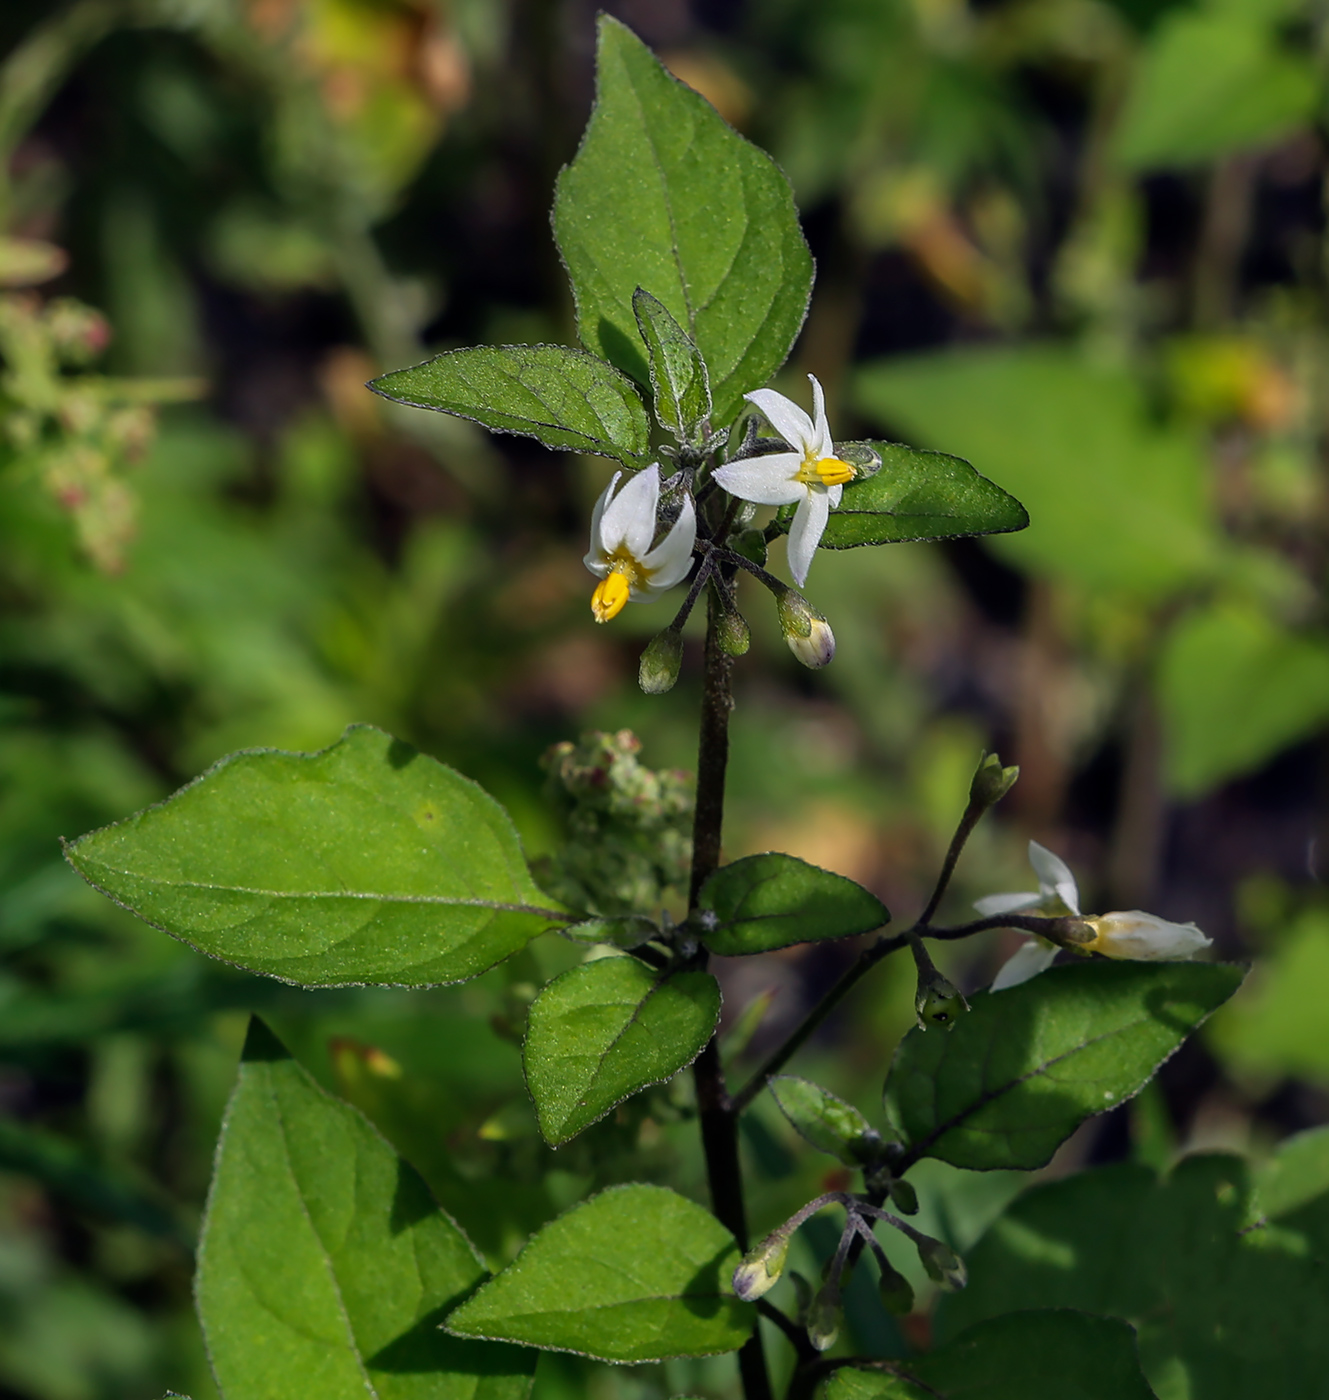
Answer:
[
  {"xmin": 591, "ymin": 569, "xmax": 632, "ymax": 623},
  {"xmin": 796, "ymin": 456, "xmax": 855, "ymax": 488}
]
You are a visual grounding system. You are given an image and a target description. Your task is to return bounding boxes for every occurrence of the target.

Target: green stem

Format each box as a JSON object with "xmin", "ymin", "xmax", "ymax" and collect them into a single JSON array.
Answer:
[{"xmin": 687, "ymin": 590, "xmax": 771, "ymax": 1400}]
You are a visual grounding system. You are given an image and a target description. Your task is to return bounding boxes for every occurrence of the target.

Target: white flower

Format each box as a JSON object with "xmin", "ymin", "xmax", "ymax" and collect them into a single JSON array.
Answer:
[
  {"xmin": 584, "ymin": 464, "xmax": 696, "ymax": 623},
  {"xmin": 978, "ymin": 840, "xmax": 1080, "ymax": 991},
  {"xmin": 1084, "ymin": 911, "xmax": 1212, "ymax": 961},
  {"xmin": 711, "ymin": 374, "xmax": 856, "ymax": 587}
]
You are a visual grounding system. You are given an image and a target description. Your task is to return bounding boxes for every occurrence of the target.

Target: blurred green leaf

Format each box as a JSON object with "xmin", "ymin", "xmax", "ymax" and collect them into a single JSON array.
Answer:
[
  {"xmin": 854, "ymin": 348, "xmax": 1218, "ymax": 598},
  {"xmin": 768, "ymin": 1075, "xmax": 886, "ymax": 1165},
  {"xmin": 1158, "ymin": 604, "xmax": 1329, "ymax": 797},
  {"xmin": 197, "ymin": 1017, "xmax": 535, "ymax": 1399},
  {"xmin": 523, "ymin": 956, "xmax": 720, "ymax": 1145},
  {"xmin": 696, "ymin": 853, "xmax": 889, "ymax": 955},
  {"xmin": 446, "ymin": 1183, "xmax": 753, "ymax": 1362},
  {"xmin": 554, "ymin": 17, "xmax": 812, "ymax": 424},
  {"xmin": 1113, "ymin": 12, "xmax": 1317, "ymax": 170},
  {"xmin": 1207, "ymin": 907, "xmax": 1329, "ymax": 1082},
  {"xmin": 815, "ymin": 443, "xmax": 1028, "ymax": 547},
  {"xmin": 939, "ymin": 1150, "xmax": 1329, "ymax": 1398},
  {"xmin": 1256, "ymin": 1126, "xmax": 1329, "ymax": 1217},
  {"xmin": 65, "ymin": 725, "xmax": 564, "ymax": 988},
  {"xmin": 632, "ymin": 288, "xmax": 711, "ymax": 444},
  {"xmin": 885, "ymin": 962, "xmax": 1243, "ymax": 1170},
  {"xmin": 826, "ymin": 1310, "xmax": 1156, "ymax": 1399},
  {"xmin": 370, "ymin": 346, "xmax": 650, "ymax": 465}
]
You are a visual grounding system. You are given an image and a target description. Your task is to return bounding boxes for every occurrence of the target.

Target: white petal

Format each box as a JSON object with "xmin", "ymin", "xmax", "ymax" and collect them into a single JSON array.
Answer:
[
  {"xmin": 808, "ymin": 374, "xmax": 835, "ymax": 458},
  {"xmin": 745, "ymin": 387, "xmax": 814, "ymax": 452},
  {"xmin": 1089, "ymin": 911, "xmax": 1212, "ymax": 961},
  {"xmin": 827, "ymin": 482, "xmax": 843, "ymax": 509},
  {"xmin": 991, "ymin": 938, "xmax": 1059, "ymax": 991},
  {"xmin": 1029, "ymin": 839, "xmax": 1080, "ymax": 915},
  {"xmin": 712, "ymin": 454, "xmax": 805, "ymax": 506},
  {"xmin": 786, "ymin": 488, "xmax": 829, "ymax": 587},
  {"xmin": 586, "ymin": 471, "xmax": 622, "ymax": 563},
  {"xmin": 600, "ymin": 463, "xmax": 659, "ymax": 558},
  {"xmin": 640, "ymin": 495, "xmax": 697, "ymax": 592},
  {"xmin": 973, "ymin": 891, "xmax": 1042, "ymax": 917}
]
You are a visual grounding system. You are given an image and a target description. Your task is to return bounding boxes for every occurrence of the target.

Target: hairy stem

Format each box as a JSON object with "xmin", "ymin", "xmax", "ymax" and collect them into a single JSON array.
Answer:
[{"xmin": 688, "ymin": 589, "xmax": 771, "ymax": 1400}]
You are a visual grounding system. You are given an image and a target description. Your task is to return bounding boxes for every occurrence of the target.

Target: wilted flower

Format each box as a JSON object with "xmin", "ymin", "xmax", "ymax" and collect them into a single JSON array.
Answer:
[
  {"xmin": 977, "ymin": 840, "xmax": 1080, "ymax": 991},
  {"xmin": 712, "ymin": 374, "xmax": 855, "ymax": 587},
  {"xmin": 1084, "ymin": 911, "xmax": 1211, "ymax": 961},
  {"xmin": 584, "ymin": 464, "xmax": 696, "ymax": 623}
]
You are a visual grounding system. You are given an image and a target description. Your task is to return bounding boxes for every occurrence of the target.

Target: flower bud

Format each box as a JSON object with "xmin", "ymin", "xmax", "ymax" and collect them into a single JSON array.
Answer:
[
  {"xmin": 1084, "ymin": 911, "xmax": 1212, "ymax": 961},
  {"xmin": 732, "ymin": 1230, "xmax": 790, "ymax": 1302},
  {"xmin": 916, "ymin": 1235, "xmax": 966, "ymax": 1292},
  {"xmin": 969, "ymin": 751, "xmax": 1019, "ymax": 808},
  {"xmin": 777, "ymin": 590, "xmax": 835, "ymax": 668},
  {"xmin": 915, "ymin": 972, "xmax": 969, "ymax": 1031},
  {"xmin": 730, "ymin": 527, "xmax": 767, "ymax": 568},
  {"xmin": 887, "ymin": 1178, "xmax": 919, "ymax": 1216},
  {"xmin": 807, "ymin": 1286, "xmax": 841, "ymax": 1352},
  {"xmin": 877, "ymin": 1261, "xmax": 915, "ymax": 1315},
  {"xmin": 715, "ymin": 606, "xmax": 751, "ymax": 657},
  {"xmin": 638, "ymin": 627, "xmax": 683, "ymax": 695}
]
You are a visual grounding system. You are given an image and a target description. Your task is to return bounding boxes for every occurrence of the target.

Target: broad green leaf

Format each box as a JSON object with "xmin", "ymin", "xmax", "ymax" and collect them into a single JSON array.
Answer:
[
  {"xmin": 1114, "ymin": 12, "xmax": 1317, "ymax": 170},
  {"xmin": 633, "ymin": 288, "xmax": 711, "ymax": 444},
  {"xmin": 939, "ymin": 1151, "xmax": 1329, "ymax": 1399},
  {"xmin": 65, "ymin": 725, "xmax": 564, "ymax": 988},
  {"xmin": 827, "ymin": 1310, "xmax": 1156, "ymax": 1400},
  {"xmin": 696, "ymin": 853, "xmax": 889, "ymax": 956},
  {"xmin": 885, "ymin": 961, "xmax": 1243, "ymax": 1170},
  {"xmin": 811, "ymin": 443, "xmax": 1027, "ymax": 547},
  {"xmin": 523, "ymin": 955, "xmax": 721, "ymax": 1145},
  {"xmin": 554, "ymin": 17, "xmax": 812, "ymax": 425},
  {"xmin": 1258, "ymin": 1126, "xmax": 1329, "ymax": 1218},
  {"xmin": 768, "ymin": 1075, "xmax": 887, "ymax": 1166},
  {"xmin": 854, "ymin": 348, "xmax": 1219, "ymax": 599},
  {"xmin": 446, "ymin": 1183, "xmax": 753, "ymax": 1362},
  {"xmin": 369, "ymin": 345, "xmax": 649, "ymax": 464},
  {"xmin": 198, "ymin": 1017, "xmax": 534, "ymax": 1400},
  {"xmin": 1158, "ymin": 603, "xmax": 1329, "ymax": 797},
  {"xmin": 1207, "ymin": 908, "xmax": 1329, "ymax": 1083}
]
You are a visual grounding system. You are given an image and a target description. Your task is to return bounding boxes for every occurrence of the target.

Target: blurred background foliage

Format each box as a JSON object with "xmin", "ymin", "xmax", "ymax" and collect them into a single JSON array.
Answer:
[{"xmin": 1, "ymin": 0, "xmax": 1328, "ymax": 1396}]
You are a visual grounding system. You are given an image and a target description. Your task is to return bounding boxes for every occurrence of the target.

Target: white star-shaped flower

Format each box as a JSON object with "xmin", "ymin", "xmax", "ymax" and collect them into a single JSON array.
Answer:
[
  {"xmin": 711, "ymin": 374, "xmax": 855, "ymax": 587},
  {"xmin": 976, "ymin": 840, "xmax": 1080, "ymax": 991},
  {"xmin": 583, "ymin": 464, "xmax": 696, "ymax": 623}
]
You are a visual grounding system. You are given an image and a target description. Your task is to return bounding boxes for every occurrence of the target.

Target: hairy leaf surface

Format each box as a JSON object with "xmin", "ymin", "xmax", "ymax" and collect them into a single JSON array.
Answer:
[
  {"xmin": 769, "ymin": 1075, "xmax": 886, "ymax": 1165},
  {"xmin": 633, "ymin": 288, "xmax": 711, "ymax": 444}
]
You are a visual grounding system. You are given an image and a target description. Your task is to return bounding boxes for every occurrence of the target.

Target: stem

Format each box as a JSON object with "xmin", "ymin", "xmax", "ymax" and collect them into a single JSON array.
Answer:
[
  {"xmin": 688, "ymin": 589, "xmax": 770, "ymax": 1400},
  {"xmin": 916, "ymin": 796, "xmax": 987, "ymax": 928}
]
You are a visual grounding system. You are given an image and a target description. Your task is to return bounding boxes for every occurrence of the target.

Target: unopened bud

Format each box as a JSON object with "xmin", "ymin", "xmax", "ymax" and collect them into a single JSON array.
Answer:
[
  {"xmin": 732, "ymin": 1230, "xmax": 790, "ymax": 1302},
  {"xmin": 887, "ymin": 1178, "xmax": 919, "ymax": 1216},
  {"xmin": 638, "ymin": 627, "xmax": 683, "ymax": 695},
  {"xmin": 915, "ymin": 972, "xmax": 969, "ymax": 1031},
  {"xmin": 777, "ymin": 590, "xmax": 835, "ymax": 668},
  {"xmin": 1084, "ymin": 911, "xmax": 1212, "ymax": 961},
  {"xmin": 970, "ymin": 751, "xmax": 1019, "ymax": 808},
  {"xmin": 807, "ymin": 1286, "xmax": 841, "ymax": 1352},
  {"xmin": 916, "ymin": 1236, "xmax": 966, "ymax": 1292},
  {"xmin": 877, "ymin": 1261, "xmax": 915, "ymax": 1315},
  {"xmin": 715, "ymin": 606, "xmax": 751, "ymax": 657}
]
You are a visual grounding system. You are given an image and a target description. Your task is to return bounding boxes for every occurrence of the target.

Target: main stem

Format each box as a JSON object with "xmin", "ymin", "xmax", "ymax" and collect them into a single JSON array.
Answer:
[{"xmin": 689, "ymin": 592, "xmax": 772, "ymax": 1400}]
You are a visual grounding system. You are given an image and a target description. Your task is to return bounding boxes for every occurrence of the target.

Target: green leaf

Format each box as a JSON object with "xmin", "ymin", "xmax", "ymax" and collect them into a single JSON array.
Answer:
[
  {"xmin": 197, "ymin": 1017, "xmax": 535, "ymax": 1399},
  {"xmin": 1258, "ymin": 1126, "xmax": 1329, "ymax": 1218},
  {"xmin": 523, "ymin": 955, "xmax": 721, "ymax": 1146},
  {"xmin": 768, "ymin": 1075, "xmax": 887, "ymax": 1165},
  {"xmin": 853, "ymin": 347, "xmax": 1219, "ymax": 599},
  {"xmin": 445, "ymin": 1183, "xmax": 754, "ymax": 1362},
  {"xmin": 65, "ymin": 725, "xmax": 564, "ymax": 988},
  {"xmin": 632, "ymin": 288, "xmax": 711, "ymax": 444},
  {"xmin": 1113, "ymin": 12, "xmax": 1317, "ymax": 171},
  {"xmin": 885, "ymin": 961, "xmax": 1243, "ymax": 1171},
  {"xmin": 1158, "ymin": 603, "xmax": 1329, "ymax": 798},
  {"xmin": 811, "ymin": 443, "xmax": 1028, "ymax": 547},
  {"xmin": 939, "ymin": 1151, "xmax": 1329, "ymax": 1399},
  {"xmin": 369, "ymin": 345, "xmax": 650, "ymax": 464},
  {"xmin": 696, "ymin": 852, "xmax": 889, "ymax": 956},
  {"xmin": 554, "ymin": 17, "xmax": 812, "ymax": 425},
  {"xmin": 826, "ymin": 1310, "xmax": 1156, "ymax": 1400}
]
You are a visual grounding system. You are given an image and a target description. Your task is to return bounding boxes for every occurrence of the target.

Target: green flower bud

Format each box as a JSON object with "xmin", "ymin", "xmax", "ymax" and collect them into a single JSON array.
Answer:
[
  {"xmin": 807, "ymin": 1286, "xmax": 841, "ymax": 1352},
  {"xmin": 877, "ymin": 1261, "xmax": 915, "ymax": 1315},
  {"xmin": 969, "ymin": 751, "xmax": 1019, "ymax": 808},
  {"xmin": 732, "ymin": 1230, "xmax": 790, "ymax": 1302},
  {"xmin": 915, "ymin": 973, "xmax": 969, "ymax": 1031},
  {"xmin": 638, "ymin": 627, "xmax": 684, "ymax": 695},
  {"xmin": 887, "ymin": 1178, "xmax": 919, "ymax": 1216},
  {"xmin": 916, "ymin": 1235, "xmax": 967, "ymax": 1292},
  {"xmin": 716, "ymin": 606, "xmax": 751, "ymax": 657}
]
